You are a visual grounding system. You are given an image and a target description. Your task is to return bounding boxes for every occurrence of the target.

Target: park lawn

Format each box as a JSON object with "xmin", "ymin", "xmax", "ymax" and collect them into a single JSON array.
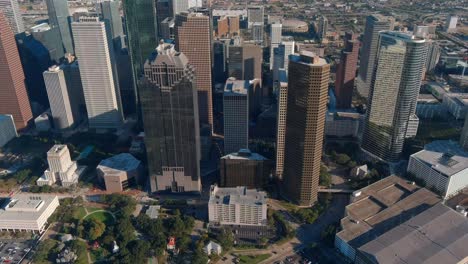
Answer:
[
  {"xmin": 238, "ymin": 254, "xmax": 271, "ymax": 264},
  {"xmin": 73, "ymin": 207, "xmax": 87, "ymax": 220},
  {"xmin": 85, "ymin": 211, "xmax": 115, "ymax": 225},
  {"xmin": 86, "ymin": 207, "xmax": 103, "ymax": 213}
]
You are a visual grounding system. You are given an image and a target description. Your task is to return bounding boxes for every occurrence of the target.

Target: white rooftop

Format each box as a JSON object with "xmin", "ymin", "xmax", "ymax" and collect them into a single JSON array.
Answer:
[
  {"xmin": 209, "ymin": 185, "xmax": 267, "ymax": 206},
  {"xmin": 0, "ymin": 194, "xmax": 57, "ymax": 221},
  {"xmin": 97, "ymin": 153, "xmax": 141, "ymax": 174}
]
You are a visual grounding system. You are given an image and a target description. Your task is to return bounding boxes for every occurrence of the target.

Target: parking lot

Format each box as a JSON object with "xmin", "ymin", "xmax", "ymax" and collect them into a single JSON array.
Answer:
[{"xmin": 0, "ymin": 240, "xmax": 33, "ymax": 264}]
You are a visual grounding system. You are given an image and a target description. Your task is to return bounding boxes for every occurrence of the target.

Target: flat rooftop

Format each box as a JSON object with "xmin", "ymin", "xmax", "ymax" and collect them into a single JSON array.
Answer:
[
  {"xmin": 97, "ymin": 153, "xmax": 141, "ymax": 174},
  {"xmin": 221, "ymin": 149, "xmax": 267, "ymax": 161},
  {"xmin": 336, "ymin": 175, "xmax": 441, "ymax": 248},
  {"xmin": 0, "ymin": 194, "xmax": 58, "ymax": 221},
  {"xmin": 209, "ymin": 185, "xmax": 267, "ymax": 206},
  {"xmin": 411, "ymin": 140, "xmax": 468, "ymax": 177},
  {"xmin": 224, "ymin": 78, "xmax": 249, "ymax": 95},
  {"xmin": 358, "ymin": 203, "xmax": 468, "ymax": 264}
]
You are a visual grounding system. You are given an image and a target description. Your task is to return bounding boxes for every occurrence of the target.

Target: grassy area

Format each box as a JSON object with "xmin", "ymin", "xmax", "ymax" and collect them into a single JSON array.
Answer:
[
  {"xmin": 74, "ymin": 207, "xmax": 87, "ymax": 220},
  {"xmin": 84, "ymin": 211, "xmax": 115, "ymax": 225},
  {"xmin": 238, "ymin": 254, "xmax": 271, "ymax": 264},
  {"xmin": 86, "ymin": 207, "xmax": 103, "ymax": 213}
]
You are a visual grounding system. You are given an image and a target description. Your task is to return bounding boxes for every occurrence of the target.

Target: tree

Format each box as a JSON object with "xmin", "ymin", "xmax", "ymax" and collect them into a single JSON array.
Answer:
[
  {"xmin": 319, "ymin": 165, "xmax": 332, "ymax": 187},
  {"xmin": 115, "ymin": 218, "xmax": 135, "ymax": 248},
  {"xmin": 335, "ymin": 153, "xmax": 351, "ymax": 165},
  {"xmin": 217, "ymin": 228, "xmax": 234, "ymax": 251},
  {"xmin": 84, "ymin": 218, "xmax": 106, "ymax": 241},
  {"xmin": 128, "ymin": 240, "xmax": 150, "ymax": 263},
  {"xmin": 192, "ymin": 248, "xmax": 209, "ymax": 264},
  {"xmin": 177, "ymin": 235, "xmax": 191, "ymax": 252}
]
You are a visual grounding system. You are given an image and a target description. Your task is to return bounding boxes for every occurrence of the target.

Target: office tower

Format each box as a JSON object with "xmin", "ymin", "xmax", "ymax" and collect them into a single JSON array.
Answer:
[
  {"xmin": 460, "ymin": 116, "xmax": 468, "ymax": 151},
  {"xmin": 445, "ymin": 15, "xmax": 458, "ymax": 33},
  {"xmin": 334, "ymin": 32, "xmax": 359, "ymax": 109},
  {"xmin": 317, "ymin": 16, "xmax": 327, "ymax": 40},
  {"xmin": 247, "ymin": 6, "xmax": 263, "ymax": 28},
  {"xmin": 282, "ymin": 39, "xmax": 295, "ymax": 72},
  {"xmin": 72, "ymin": 17, "xmax": 123, "ymax": 129},
  {"xmin": 228, "ymin": 43, "xmax": 262, "ymax": 81},
  {"xmin": 272, "ymin": 45, "xmax": 285, "ymax": 83},
  {"xmin": 216, "ymin": 16, "xmax": 239, "ymax": 38},
  {"xmin": 0, "ymin": 11, "xmax": 32, "ymax": 130},
  {"xmin": 160, "ymin": 17, "xmax": 175, "ymax": 39},
  {"xmin": 156, "ymin": 0, "xmax": 173, "ymax": 37},
  {"xmin": 30, "ymin": 23, "xmax": 64, "ymax": 63},
  {"xmin": 101, "ymin": 0, "xmax": 124, "ymax": 41},
  {"xmin": 220, "ymin": 149, "xmax": 270, "ymax": 188},
  {"xmin": 175, "ymin": 11, "xmax": 213, "ymax": 127},
  {"xmin": 45, "ymin": 0, "xmax": 74, "ymax": 54},
  {"xmin": 252, "ymin": 22, "xmax": 264, "ymax": 44},
  {"xmin": 282, "ymin": 51, "xmax": 330, "ymax": 205},
  {"xmin": 140, "ymin": 43, "xmax": 201, "ymax": 193},
  {"xmin": 426, "ymin": 41, "xmax": 440, "ymax": 73},
  {"xmin": 123, "ymin": 0, "xmax": 157, "ymax": 115},
  {"xmin": 43, "ymin": 65, "xmax": 79, "ymax": 130},
  {"xmin": 224, "ymin": 78, "xmax": 249, "ymax": 154},
  {"xmin": 275, "ymin": 70, "xmax": 288, "ymax": 179},
  {"xmin": 213, "ymin": 40, "xmax": 228, "ymax": 84},
  {"xmin": 0, "ymin": 0, "xmax": 24, "ymax": 33},
  {"xmin": 362, "ymin": 32, "xmax": 427, "ymax": 162},
  {"xmin": 358, "ymin": 14, "xmax": 394, "ymax": 97},
  {"xmin": 269, "ymin": 23, "xmax": 282, "ymax": 68},
  {"xmin": 37, "ymin": 145, "xmax": 80, "ymax": 186},
  {"xmin": 173, "ymin": 0, "xmax": 190, "ymax": 15}
]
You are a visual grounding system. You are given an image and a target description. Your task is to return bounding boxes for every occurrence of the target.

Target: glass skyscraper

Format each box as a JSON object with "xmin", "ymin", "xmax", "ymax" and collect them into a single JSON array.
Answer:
[{"xmin": 46, "ymin": 0, "xmax": 74, "ymax": 54}]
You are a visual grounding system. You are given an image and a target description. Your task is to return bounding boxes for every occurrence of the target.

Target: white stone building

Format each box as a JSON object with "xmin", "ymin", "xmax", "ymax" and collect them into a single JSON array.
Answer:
[
  {"xmin": 208, "ymin": 185, "xmax": 267, "ymax": 226},
  {"xmin": 408, "ymin": 140, "xmax": 468, "ymax": 198},
  {"xmin": 204, "ymin": 241, "xmax": 222, "ymax": 255},
  {"xmin": 0, "ymin": 194, "xmax": 59, "ymax": 232},
  {"xmin": 37, "ymin": 145, "xmax": 82, "ymax": 187}
]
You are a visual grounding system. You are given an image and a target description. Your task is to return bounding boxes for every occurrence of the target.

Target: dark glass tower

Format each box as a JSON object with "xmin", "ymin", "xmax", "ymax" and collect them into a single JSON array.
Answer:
[
  {"xmin": 140, "ymin": 43, "xmax": 201, "ymax": 193},
  {"xmin": 45, "ymin": 0, "xmax": 74, "ymax": 54}
]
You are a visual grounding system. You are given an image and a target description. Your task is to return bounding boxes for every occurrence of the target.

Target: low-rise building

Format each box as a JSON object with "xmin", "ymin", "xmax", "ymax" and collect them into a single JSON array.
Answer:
[
  {"xmin": 355, "ymin": 203, "xmax": 468, "ymax": 264},
  {"xmin": 37, "ymin": 145, "xmax": 84, "ymax": 187},
  {"xmin": 408, "ymin": 140, "xmax": 468, "ymax": 198},
  {"xmin": 335, "ymin": 175, "xmax": 441, "ymax": 262},
  {"xmin": 0, "ymin": 194, "xmax": 59, "ymax": 232},
  {"xmin": 97, "ymin": 153, "xmax": 142, "ymax": 193},
  {"xmin": 208, "ymin": 185, "xmax": 267, "ymax": 226},
  {"xmin": 325, "ymin": 112, "xmax": 362, "ymax": 138},
  {"xmin": 204, "ymin": 241, "xmax": 222, "ymax": 255},
  {"xmin": 220, "ymin": 149, "xmax": 271, "ymax": 188},
  {"xmin": 443, "ymin": 93, "xmax": 468, "ymax": 119},
  {"xmin": 0, "ymin": 115, "xmax": 17, "ymax": 147}
]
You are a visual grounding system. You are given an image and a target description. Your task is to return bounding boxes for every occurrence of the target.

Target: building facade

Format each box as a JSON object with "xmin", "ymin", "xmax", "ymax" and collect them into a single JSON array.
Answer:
[
  {"xmin": 334, "ymin": 32, "xmax": 359, "ymax": 109},
  {"xmin": 357, "ymin": 15, "xmax": 394, "ymax": 97},
  {"xmin": 223, "ymin": 79, "xmax": 249, "ymax": 155},
  {"xmin": 247, "ymin": 6, "xmax": 264, "ymax": 28},
  {"xmin": 282, "ymin": 52, "xmax": 330, "ymax": 205},
  {"xmin": 175, "ymin": 11, "xmax": 213, "ymax": 128},
  {"xmin": 361, "ymin": 32, "xmax": 427, "ymax": 162},
  {"xmin": 37, "ymin": 145, "xmax": 80, "ymax": 187},
  {"xmin": 0, "ymin": 0, "xmax": 24, "ymax": 33},
  {"xmin": 228, "ymin": 43, "xmax": 262, "ymax": 81},
  {"xmin": 275, "ymin": 71, "xmax": 288, "ymax": 179},
  {"xmin": 140, "ymin": 43, "xmax": 201, "ymax": 193},
  {"xmin": 72, "ymin": 17, "xmax": 123, "ymax": 129},
  {"xmin": 208, "ymin": 185, "xmax": 267, "ymax": 226},
  {"xmin": 0, "ymin": 115, "xmax": 17, "ymax": 147},
  {"xmin": 97, "ymin": 153, "xmax": 142, "ymax": 193},
  {"xmin": 45, "ymin": 0, "xmax": 74, "ymax": 54},
  {"xmin": 220, "ymin": 149, "xmax": 270, "ymax": 188},
  {"xmin": 0, "ymin": 11, "xmax": 32, "ymax": 130}
]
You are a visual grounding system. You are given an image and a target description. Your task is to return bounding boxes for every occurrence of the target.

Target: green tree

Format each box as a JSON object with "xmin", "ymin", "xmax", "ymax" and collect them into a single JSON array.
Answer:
[
  {"xmin": 84, "ymin": 218, "xmax": 106, "ymax": 241},
  {"xmin": 128, "ymin": 240, "xmax": 150, "ymax": 263},
  {"xmin": 319, "ymin": 165, "xmax": 332, "ymax": 187},
  {"xmin": 177, "ymin": 235, "xmax": 191, "ymax": 252},
  {"xmin": 217, "ymin": 228, "xmax": 234, "ymax": 251}
]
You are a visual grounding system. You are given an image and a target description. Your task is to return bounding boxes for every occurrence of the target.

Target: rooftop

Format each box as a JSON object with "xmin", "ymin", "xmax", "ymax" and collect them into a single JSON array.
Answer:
[
  {"xmin": 289, "ymin": 51, "xmax": 327, "ymax": 66},
  {"xmin": 209, "ymin": 185, "xmax": 267, "ymax": 206},
  {"xmin": 146, "ymin": 205, "xmax": 160, "ymax": 219},
  {"xmin": 358, "ymin": 203, "xmax": 468, "ymax": 264},
  {"xmin": 411, "ymin": 140, "xmax": 468, "ymax": 177},
  {"xmin": 224, "ymin": 77, "xmax": 249, "ymax": 95},
  {"xmin": 47, "ymin": 145, "xmax": 68, "ymax": 155},
  {"xmin": 336, "ymin": 175, "xmax": 441, "ymax": 248},
  {"xmin": 221, "ymin": 149, "xmax": 267, "ymax": 161},
  {"xmin": 97, "ymin": 153, "xmax": 141, "ymax": 174},
  {"xmin": 0, "ymin": 194, "xmax": 58, "ymax": 221}
]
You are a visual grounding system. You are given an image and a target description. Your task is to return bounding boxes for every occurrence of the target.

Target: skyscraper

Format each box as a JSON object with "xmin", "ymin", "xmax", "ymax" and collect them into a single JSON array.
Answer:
[
  {"xmin": 272, "ymin": 45, "xmax": 285, "ymax": 83},
  {"xmin": 426, "ymin": 41, "xmax": 440, "ymax": 74},
  {"xmin": 45, "ymin": 0, "xmax": 74, "ymax": 54},
  {"xmin": 43, "ymin": 65, "xmax": 80, "ymax": 130},
  {"xmin": 101, "ymin": 0, "xmax": 124, "ymax": 41},
  {"xmin": 0, "ymin": 0, "xmax": 24, "ymax": 33},
  {"xmin": 247, "ymin": 6, "xmax": 263, "ymax": 28},
  {"xmin": 173, "ymin": 0, "xmax": 190, "ymax": 15},
  {"xmin": 155, "ymin": 0, "xmax": 173, "ymax": 37},
  {"xmin": 275, "ymin": 70, "xmax": 288, "ymax": 179},
  {"xmin": 252, "ymin": 22, "xmax": 264, "ymax": 44},
  {"xmin": 30, "ymin": 23, "xmax": 64, "ymax": 63},
  {"xmin": 317, "ymin": 16, "xmax": 327, "ymax": 40},
  {"xmin": 357, "ymin": 14, "xmax": 394, "ymax": 97},
  {"xmin": 123, "ymin": 0, "xmax": 157, "ymax": 115},
  {"xmin": 175, "ymin": 11, "xmax": 213, "ymax": 128},
  {"xmin": 362, "ymin": 32, "xmax": 427, "ymax": 162},
  {"xmin": 228, "ymin": 43, "xmax": 262, "ymax": 81},
  {"xmin": 282, "ymin": 51, "xmax": 330, "ymax": 206},
  {"xmin": 269, "ymin": 23, "xmax": 282, "ymax": 69},
  {"xmin": 223, "ymin": 78, "xmax": 249, "ymax": 154},
  {"xmin": 334, "ymin": 32, "xmax": 359, "ymax": 109},
  {"xmin": 72, "ymin": 17, "xmax": 123, "ymax": 129},
  {"xmin": 140, "ymin": 42, "xmax": 201, "ymax": 193},
  {"xmin": 0, "ymin": 11, "xmax": 32, "ymax": 130}
]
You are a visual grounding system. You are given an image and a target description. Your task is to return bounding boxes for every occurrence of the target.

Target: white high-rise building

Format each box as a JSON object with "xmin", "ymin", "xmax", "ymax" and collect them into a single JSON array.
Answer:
[
  {"xmin": 223, "ymin": 78, "xmax": 249, "ymax": 154},
  {"xmin": 0, "ymin": 0, "xmax": 24, "ymax": 33},
  {"xmin": 208, "ymin": 185, "xmax": 268, "ymax": 226},
  {"xmin": 269, "ymin": 23, "xmax": 282, "ymax": 69},
  {"xmin": 37, "ymin": 145, "xmax": 81, "ymax": 187},
  {"xmin": 173, "ymin": 0, "xmax": 189, "ymax": 15},
  {"xmin": 282, "ymin": 40, "xmax": 295, "ymax": 72},
  {"xmin": 275, "ymin": 70, "xmax": 287, "ymax": 179},
  {"xmin": 43, "ymin": 65, "xmax": 75, "ymax": 130},
  {"xmin": 72, "ymin": 17, "xmax": 122, "ymax": 129}
]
